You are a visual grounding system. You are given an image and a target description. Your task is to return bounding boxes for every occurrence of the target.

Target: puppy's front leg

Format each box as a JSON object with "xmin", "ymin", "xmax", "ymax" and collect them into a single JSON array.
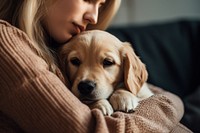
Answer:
[
  {"xmin": 109, "ymin": 89, "xmax": 139, "ymax": 113},
  {"xmin": 89, "ymin": 99, "xmax": 114, "ymax": 116}
]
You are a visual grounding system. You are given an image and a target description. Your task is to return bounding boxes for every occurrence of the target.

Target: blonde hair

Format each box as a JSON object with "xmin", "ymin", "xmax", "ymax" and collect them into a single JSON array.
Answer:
[{"xmin": 0, "ymin": 0, "xmax": 121, "ymax": 73}]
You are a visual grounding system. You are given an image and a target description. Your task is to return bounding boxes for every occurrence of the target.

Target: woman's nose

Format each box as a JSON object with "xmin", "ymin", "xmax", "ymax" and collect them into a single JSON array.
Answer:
[{"xmin": 83, "ymin": 5, "xmax": 99, "ymax": 25}]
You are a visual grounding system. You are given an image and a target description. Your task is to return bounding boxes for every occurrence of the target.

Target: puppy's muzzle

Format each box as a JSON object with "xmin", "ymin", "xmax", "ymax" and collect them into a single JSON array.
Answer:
[{"xmin": 78, "ymin": 80, "xmax": 96, "ymax": 96}]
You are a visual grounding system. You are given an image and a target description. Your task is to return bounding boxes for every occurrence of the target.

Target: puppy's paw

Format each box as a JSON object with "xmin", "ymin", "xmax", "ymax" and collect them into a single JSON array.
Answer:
[
  {"xmin": 89, "ymin": 99, "xmax": 114, "ymax": 116},
  {"xmin": 109, "ymin": 89, "xmax": 139, "ymax": 112}
]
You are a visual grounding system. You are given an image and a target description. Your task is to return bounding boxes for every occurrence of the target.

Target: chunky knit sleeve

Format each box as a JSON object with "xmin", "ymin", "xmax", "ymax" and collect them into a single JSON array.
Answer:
[
  {"xmin": 92, "ymin": 91, "xmax": 186, "ymax": 133},
  {"xmin": 0, "ymin": 21, "xmax": 95, "ymax": 133},
  {"xmin": 0, "ymin": 20, "xmax": 187, "ymax": 133}
]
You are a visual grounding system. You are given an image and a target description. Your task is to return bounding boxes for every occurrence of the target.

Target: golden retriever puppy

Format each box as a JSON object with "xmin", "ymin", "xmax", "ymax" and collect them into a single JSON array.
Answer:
[{"xmin": 59, "ymin": 30, "xmax": 153, "ymax": 115}]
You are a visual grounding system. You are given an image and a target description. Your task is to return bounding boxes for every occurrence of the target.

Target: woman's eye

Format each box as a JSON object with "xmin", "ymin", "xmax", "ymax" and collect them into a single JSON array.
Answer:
[
  {"xmin": 103, "ymin": 58, "xmax": 115, "ymax": 67},
  {"xmin": 70, "ymin": 57, "xmax": 81, "ymax": 66}
]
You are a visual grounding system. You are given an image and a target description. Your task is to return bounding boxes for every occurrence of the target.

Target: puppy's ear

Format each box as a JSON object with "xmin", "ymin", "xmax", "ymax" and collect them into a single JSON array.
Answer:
[{"xmin": 121, "ymin": 42, "xmax": 148, "ymax": 95}]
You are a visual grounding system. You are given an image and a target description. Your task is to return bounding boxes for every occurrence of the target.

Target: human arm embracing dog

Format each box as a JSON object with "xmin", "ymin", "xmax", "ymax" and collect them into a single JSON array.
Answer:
[{"xmin": 0, "ymin": 21, "xmax": 189, "ymax": 133}]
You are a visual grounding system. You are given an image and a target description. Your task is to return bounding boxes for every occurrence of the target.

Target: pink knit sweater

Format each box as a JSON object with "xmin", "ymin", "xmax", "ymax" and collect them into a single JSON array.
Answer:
[{"xmin": 0, "ymin": 20, "xmax": 191, "ymax": 133}]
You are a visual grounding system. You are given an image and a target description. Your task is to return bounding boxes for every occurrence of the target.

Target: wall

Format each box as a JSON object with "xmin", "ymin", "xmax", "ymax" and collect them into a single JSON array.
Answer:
[{"xmin": 110, "ymin": 0, "xmax": 200, "ymax": 26}]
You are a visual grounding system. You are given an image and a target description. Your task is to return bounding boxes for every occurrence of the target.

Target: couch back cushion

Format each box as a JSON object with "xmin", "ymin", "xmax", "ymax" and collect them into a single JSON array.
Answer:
[{"xmin": 107, "ymin": 20, "xmax": 200, "ymax": 98}]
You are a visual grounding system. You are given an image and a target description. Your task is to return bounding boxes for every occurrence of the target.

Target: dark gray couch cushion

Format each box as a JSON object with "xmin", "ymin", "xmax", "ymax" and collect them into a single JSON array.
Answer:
[
  {"xmin": 107, "ymin": 20, "xmax": 200, "ymax": 98},
  {"xmin": 107, "ymin": 20, "xmax": 200, "ymax": 132}
]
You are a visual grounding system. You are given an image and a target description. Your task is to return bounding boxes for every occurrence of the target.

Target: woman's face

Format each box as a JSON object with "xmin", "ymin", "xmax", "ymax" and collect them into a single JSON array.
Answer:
[{"xmin": 43, "ymin": 0, "xmax": 106, "ymax": 44}]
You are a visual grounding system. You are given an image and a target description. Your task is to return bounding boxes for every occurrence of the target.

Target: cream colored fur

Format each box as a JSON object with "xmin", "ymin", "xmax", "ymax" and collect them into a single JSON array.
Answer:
[{"xmin": 59, "ymin": 30, "xmax": 153, "ymax": 115}]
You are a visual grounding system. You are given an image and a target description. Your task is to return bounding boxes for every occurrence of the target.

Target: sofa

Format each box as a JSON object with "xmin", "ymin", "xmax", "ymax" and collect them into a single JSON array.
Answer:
[{"xmin": 107, "ymin": 19, "xmax": 200, "ymax": 132}]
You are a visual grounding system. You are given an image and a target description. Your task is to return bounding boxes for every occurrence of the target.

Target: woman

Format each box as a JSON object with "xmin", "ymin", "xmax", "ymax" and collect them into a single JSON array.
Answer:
[{"xmin": 0, "ymin": 0, "xmax": 189, "ymax": 132}]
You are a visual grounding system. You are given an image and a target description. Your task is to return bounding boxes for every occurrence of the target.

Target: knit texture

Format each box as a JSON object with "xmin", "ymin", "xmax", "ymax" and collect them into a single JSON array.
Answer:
[{"xmin": 0, "ymin": 20, "xmax": 191, "ymax": 133}]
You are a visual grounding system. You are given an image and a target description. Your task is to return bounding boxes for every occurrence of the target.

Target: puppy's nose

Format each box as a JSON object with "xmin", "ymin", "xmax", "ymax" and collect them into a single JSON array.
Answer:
[{"xmin": 78, "ymin": 80, "xmax": 96, "ymax": 95}]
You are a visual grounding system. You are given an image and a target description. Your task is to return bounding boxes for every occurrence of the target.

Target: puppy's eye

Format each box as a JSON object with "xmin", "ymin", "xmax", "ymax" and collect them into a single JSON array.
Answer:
[
  {"xmin": 70, "ymin": 57, "xmax": 81, "ymax": 66},
  {"xmin": 103, "ymin": 58, "xmax": 115, "ymax": 67}
]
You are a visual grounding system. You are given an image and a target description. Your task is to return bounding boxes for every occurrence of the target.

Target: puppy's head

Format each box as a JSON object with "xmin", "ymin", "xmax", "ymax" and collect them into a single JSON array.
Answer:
[{"xmin": 59, "ymin": 30, "xmax": 147, "ymax": 103}]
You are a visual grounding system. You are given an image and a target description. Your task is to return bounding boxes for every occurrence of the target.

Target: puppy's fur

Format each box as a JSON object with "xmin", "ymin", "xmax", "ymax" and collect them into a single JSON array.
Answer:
[{"xmin": 59, "ymin": 30, "xmax": 153, "ymax": 115}]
